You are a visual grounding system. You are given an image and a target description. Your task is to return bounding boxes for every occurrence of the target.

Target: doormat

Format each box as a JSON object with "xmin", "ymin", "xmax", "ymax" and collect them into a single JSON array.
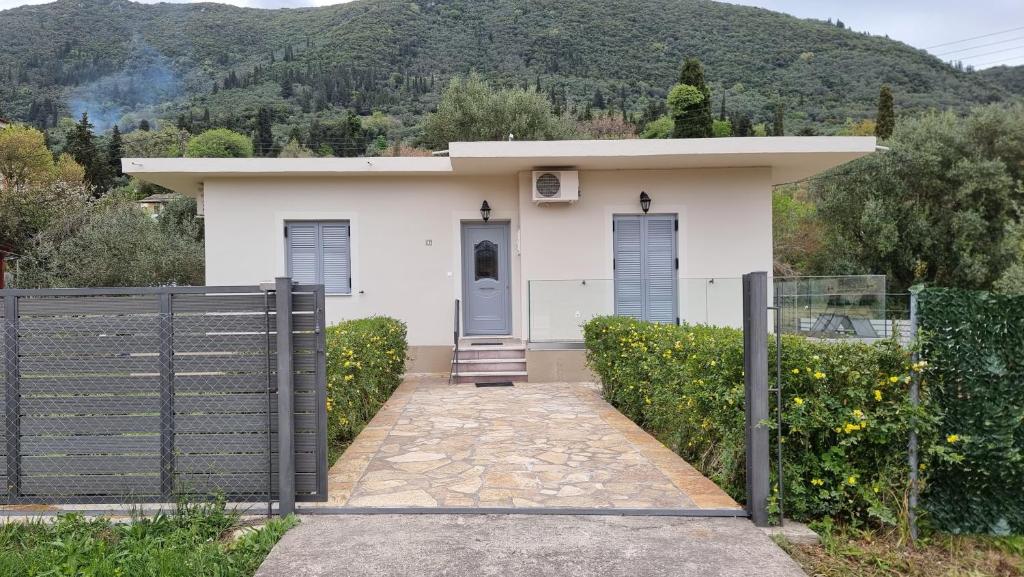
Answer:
[
  {"xmin": 475, "ymin": 382, "xmax": 514, "ymax": 387},
  {"xmin": 470, "ymin": 342, "xmax": 502, "ymax": 346}
]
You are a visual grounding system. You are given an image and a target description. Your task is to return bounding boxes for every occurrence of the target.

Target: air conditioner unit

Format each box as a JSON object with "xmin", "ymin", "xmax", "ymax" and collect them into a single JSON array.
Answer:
[{"xmin": 531, "ymin": 170, "xmax": 579, "ymax": 203}]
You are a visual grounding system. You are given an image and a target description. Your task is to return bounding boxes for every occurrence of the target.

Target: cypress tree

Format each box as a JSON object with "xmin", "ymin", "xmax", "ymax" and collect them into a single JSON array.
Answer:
[
  {"xmin": 735, "ymin": 114, "xmax": 753, "ymax": 137},
  {"xmin": 107, "ymin": 125, "xmax": 124, "ymax": 178},
  {"xmin": 138, "ymin": 119, "xmax": 150, "ymax": 131},
  {"xmin": 255, "ymin": 106, "xmax": 273, "ymax": 156},
  {"xmin": 772, "ymin": 102, "xmax": 785, "ymax": 136},
  {"xmin": 674, "ymin": 57, "xmax": 713, "ymax": 138},
  {"xmin": 875, "ymin": 84, "xmax": 895, "ymax": 139},
  {"xmin": 719, "ymin": 94, "xmax": 727, "ymax": 121},
  {"xmin": 66, "ymin": 112, "xmax": 105, "ymax": 192}
]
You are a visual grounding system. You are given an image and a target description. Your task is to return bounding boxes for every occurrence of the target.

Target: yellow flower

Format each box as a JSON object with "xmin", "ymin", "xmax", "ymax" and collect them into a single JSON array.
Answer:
[
  {"xmin": 874, "ymin": 389, "xmax": 883, "ymax": 401},
  {"xmin": 793, "ymin": 397, "xmax": 804, "ymax": 406},
  {"xmin": 810, "ymin": 478, "xmax": 824, "ymax": 486},
  {"xmin": 852, "ymin": 409, "xmax": 864, "ymax": 420},
  {"xmin": 344, "ymin": 374, "xmax": 354, "ymax": 381},
  {"xmin": 843, "ymin": 423, "xmax": 862, "ymax": 434},
  {"xmin": 889, "ymin": 376, "xmax": 900, "ymax": 383},
  {"xmin": 710, "ymin": 360, "xmax": 717, "ymax": 367},
  {"xmin": 847, "ymin": 475, "xmax": 858, "ymax": 485},
  {"xmin": 813, "ymin": 371, "xmax": 826, "ymax": 380},
  {"xmin": 791, "ymin": 368, "xmax": 800, "ymax": 374},
  {"xmin": 946, "ymin": 434, "xmax": 960, "ymax": 444}
]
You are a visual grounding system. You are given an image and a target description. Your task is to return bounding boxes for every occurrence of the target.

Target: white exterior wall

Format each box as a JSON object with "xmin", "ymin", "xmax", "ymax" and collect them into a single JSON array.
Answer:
[
  {"xmin": 203, "ymin": 175, "xmax": 520, "ymax": 346},
  {"xmin": 202, "ymin": 167, "xmax": 772, "ymax": 346},
  {"xmin": 519, "ymin": 168, "xmax": 772, "ymax": 340}
]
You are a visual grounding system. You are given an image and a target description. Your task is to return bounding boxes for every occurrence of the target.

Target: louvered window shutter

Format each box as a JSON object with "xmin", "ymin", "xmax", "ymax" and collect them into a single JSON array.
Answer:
[
  {"xmin": 613, "ymin": 214, "xmax": 678, "ymax": 323},
  {"xmin": 613, "ymin": 215, "xmax": 644, "ymax": 320},
  {"xmin": 643, "ymin": 215, "xmax": 677, "ymax": 324},
  {"xmin": 320, "ymin": 223, "xmax": 351, "ymax": 294},
  {"xmin": 286, "ymin": 221, "xmax": 351, "ymax": 294},
  {"xmin": 286, "ymin": 222, "xmax": 318, "ymax": 285}
]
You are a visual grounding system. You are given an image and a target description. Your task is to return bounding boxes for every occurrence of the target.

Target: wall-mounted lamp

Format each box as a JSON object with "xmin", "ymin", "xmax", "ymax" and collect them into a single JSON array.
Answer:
[
  {"xmin": 639, "ymin": 191, "xmax": 651, "ymax": 214},
  {"xmin": 480, "ymin": 200, "xmax": 492, "ymax": 222}
]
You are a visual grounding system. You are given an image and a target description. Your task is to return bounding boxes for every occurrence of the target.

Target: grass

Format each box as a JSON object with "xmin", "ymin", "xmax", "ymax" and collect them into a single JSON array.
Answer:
[
  {"xmin": 0, "ymin": 500, "xmax": 297, "ymax": 577},
  {"xmin": 777, "ymin": 524, "xmax": 1024, "ymax": 577}
]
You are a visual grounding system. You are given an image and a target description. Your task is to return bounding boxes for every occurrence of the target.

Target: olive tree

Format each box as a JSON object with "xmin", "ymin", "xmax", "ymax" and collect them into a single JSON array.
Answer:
[
  {"xmin": 422, "ymin": 74, "xmax": 575, "ymax": 149},
  {"xmin": 812, "ymin": 105, "xmax": 1024, "ymax": 291}
]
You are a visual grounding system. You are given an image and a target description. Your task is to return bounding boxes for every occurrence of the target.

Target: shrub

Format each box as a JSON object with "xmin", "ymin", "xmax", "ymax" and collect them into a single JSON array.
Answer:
[
  {"xmin": 584, "ymin": 316, "xmax": 937, "ymax": 526},
  {"xmin": 640, "ymin": 115, "xmax": 674, "ymax": 139},
  {"xmin": 325, "ymin": 317, "xmax": 407, "ymax": 460},
  {"xmin": 918, "ymin": 287, "xmax": 1024, "ymax": 534},
  {"xmin": 185, "ymin": 129, "xmax": 254, "ymax": 158}
]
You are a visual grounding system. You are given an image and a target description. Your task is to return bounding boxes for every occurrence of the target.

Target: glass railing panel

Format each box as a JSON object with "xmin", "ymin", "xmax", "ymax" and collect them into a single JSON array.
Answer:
[
  {"xmin": 774, "ymin": 275, "xmax": 910, "ymax": 341},
  {"xmin": 679, "ymin": 277, "xmax": 744, "ymax": 328},
  {"xmin": 528, "ymin": 279, "xmax": 614, "ymax": 342},
  {"xmin": 528, "ymin": 277, "xmax": 745, "ymax": 342}
]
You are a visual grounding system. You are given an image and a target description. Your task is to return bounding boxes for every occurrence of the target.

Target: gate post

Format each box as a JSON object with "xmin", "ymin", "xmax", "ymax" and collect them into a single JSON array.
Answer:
[
  {"xmin": 275, "ymin": 278, "xmax": 295, "ymax": 516},
  {"xmin": 3, "ymin": 294, "xmax": 20, "ymax": 500},
  {"xmin": 158, "ymin": 292, "xmax": 175, "ymax": 499},
  {"xmin": 743, "ymin": 272, "xmax": 770, "ymax": 527}
]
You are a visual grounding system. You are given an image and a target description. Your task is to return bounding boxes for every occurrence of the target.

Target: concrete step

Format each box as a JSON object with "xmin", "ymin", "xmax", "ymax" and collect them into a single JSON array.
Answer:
[
  {"xmin": 455, "ymin": 347, "xmax": 527, "ymax": 361},
  {"xmin": 454, "ymin": 371, "xmax": 529, "ymax": 384},
  {"xmin": 459, "ymin": 336, "xmax": 521, "ymax": 346},
  {"xmin": 454, "ymin": 359, "xmax": 527, "ymax": 372}
]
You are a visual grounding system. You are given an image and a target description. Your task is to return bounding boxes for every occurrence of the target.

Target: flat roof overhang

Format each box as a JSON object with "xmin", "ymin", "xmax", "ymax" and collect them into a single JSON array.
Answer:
[{"xmin": 123, "ymin": 136, "xmax": 876, "ymax": 195}]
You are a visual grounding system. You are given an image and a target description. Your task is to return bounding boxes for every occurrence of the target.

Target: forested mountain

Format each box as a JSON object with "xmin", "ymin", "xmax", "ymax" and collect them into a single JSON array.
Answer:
[
  {"xmin": 978, "ymin": 65, "xmax": 1024, "ymax": 96},
  {"xmin": 1, "ymin": 0, "xmax": 1020, "ymax": 142}
]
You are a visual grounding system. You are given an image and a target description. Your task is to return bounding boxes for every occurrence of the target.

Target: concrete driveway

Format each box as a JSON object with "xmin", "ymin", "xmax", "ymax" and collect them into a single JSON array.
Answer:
[{"xmin": 254, "ymin": 514, "xmax": 808, "ymax": 577}]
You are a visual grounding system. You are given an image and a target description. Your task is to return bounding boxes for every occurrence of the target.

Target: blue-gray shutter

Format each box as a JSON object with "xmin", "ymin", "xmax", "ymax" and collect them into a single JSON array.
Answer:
[
  {"xmin": 320, "ymin": 223, "xmax": 351, "ymax": 294},
  {"xmin": 286, "ymin": 221, "xmax": 351, "ymax": 294},
  {"xmin": 644, "ymin": 215, "xmax": 677, "ymax": 324},
  {"xmin": 286, "ymin": 222, "xmax": 318, "ymax": 285},
  {"xmin": 613, "ymin": 214, "xmax": 678, "ymax": 323},
  {"xmin": 613, "ymin": 216, "xmax": 644, "ymax": 320}
]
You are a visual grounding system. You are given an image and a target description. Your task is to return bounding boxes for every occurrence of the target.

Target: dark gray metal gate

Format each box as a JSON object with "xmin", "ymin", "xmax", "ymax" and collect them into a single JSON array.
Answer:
[{"xmin": 0, "ymin": 280, "xmax": 327, "ymax": 512}]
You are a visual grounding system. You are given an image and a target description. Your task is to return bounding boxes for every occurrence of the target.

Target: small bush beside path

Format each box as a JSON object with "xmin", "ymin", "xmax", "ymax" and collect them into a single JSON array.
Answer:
[{"xmin": 325, "ymin": 316, "xmax": 408, "ymax": 463}]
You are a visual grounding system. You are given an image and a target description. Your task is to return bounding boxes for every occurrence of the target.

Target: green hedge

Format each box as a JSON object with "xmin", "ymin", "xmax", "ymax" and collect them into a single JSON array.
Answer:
[
  {"xmin": 584, "ymin": 316, "xmax": 937, "ymax": 525},
  {"xmin": 918, "ymin": 288, "xmax": 1024, "ymax": 534},
  {"xmin": 325, "ymin": 317, "xmax": 407, "ymax": 461}
]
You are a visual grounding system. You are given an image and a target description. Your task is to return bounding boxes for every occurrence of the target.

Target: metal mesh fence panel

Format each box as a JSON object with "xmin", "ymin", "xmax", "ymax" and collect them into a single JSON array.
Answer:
[{"xmin": 0, "ymin": 285, "xmax": 326, "ymax": 507}]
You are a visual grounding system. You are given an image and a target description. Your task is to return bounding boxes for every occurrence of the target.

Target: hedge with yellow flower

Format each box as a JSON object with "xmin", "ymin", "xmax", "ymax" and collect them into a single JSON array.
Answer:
[
  {"xmin": 584, "ymin": 315, "xmax": 947, "ymax": 527},
  {"xmin": 325, "ymin": 317, "xmax": 407, "ymax": 462}
]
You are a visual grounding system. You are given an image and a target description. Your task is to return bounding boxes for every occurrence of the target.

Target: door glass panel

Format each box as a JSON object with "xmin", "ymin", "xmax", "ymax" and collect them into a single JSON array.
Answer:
[{"xmin": 474, "ymin": 240, "xmax": 498, "ymax": 281}]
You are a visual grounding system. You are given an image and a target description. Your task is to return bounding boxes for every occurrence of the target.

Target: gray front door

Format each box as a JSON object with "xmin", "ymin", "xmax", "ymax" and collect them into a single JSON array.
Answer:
[{"xmin": 462, "ymin": 221, "xmax": 512, "ymax": 336}]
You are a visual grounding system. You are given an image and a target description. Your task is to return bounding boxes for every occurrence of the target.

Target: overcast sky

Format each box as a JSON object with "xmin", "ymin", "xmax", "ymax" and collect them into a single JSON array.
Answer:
[{"xmin": 0, "ymin": 0, "xmax": 1021, "ymax": 68}]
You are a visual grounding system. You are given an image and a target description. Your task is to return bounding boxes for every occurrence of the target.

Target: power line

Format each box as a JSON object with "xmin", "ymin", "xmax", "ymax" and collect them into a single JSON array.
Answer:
[
  {"xmin": 935, "ymin": 35, "xmax": 1024, "ymax": 56},
  {"xmin": 972, "ymin": 53, "xmax": 1024, "ymax": 68},
  {"xmin": 925, "ymin": 25, "xmax": 1024, "ymax": 50},
  {"xmin": 953, "ymin": 45, "xmax": 1024, "ymax": 62}
]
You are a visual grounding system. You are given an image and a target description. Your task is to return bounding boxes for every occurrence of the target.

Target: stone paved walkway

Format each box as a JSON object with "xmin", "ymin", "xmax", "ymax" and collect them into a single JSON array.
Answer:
[{"xmin": 320, "ymin": 375, "xmax": 740, "ymax": 510}]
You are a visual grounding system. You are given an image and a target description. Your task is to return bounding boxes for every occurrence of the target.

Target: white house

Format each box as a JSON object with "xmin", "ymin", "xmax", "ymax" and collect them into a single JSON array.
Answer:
[{"xmin": 124, "ymin": 137, "xmax": 875, "ymax": 381}]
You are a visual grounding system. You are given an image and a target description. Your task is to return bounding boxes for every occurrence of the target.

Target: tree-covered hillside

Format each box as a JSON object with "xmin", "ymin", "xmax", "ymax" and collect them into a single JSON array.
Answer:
[{"xmin": 0, "ymin": 0, "xmax": 1020, "ymax": 140}]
